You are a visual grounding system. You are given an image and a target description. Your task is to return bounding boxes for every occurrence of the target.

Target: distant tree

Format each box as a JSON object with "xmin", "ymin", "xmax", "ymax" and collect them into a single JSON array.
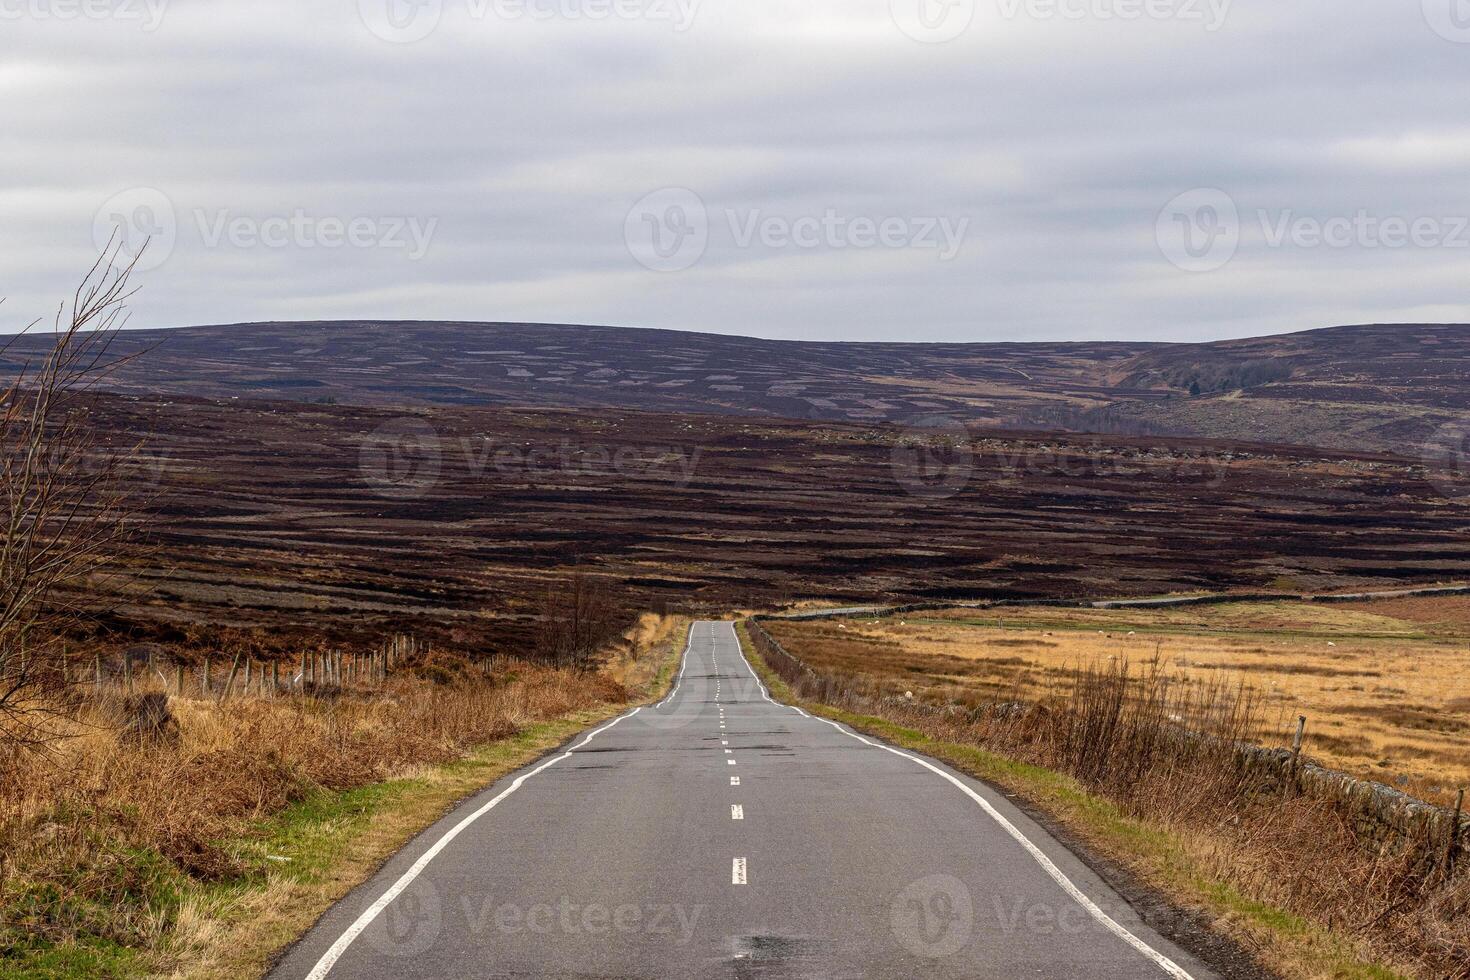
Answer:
[
  {"xmin": 533, "ymin": 573, "xmax": 626, "ymax": 669},
  {"xmin": 0, "ymin": 241, "xmax": 143, "ymax": 746}
]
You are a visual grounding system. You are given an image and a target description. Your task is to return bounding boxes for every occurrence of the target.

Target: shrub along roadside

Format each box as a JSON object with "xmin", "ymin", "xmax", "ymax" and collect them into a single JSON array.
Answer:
[
  {"xmin": 0, "ymin": 617, "xmax": 688, "ymax": 980},
  {"xmin": 734, "ymin": 622, "xmax": 1445, "ymax": 980}
]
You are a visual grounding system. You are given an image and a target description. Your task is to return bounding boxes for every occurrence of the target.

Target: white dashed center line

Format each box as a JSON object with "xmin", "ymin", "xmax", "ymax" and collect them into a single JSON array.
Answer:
[
  {"xmin": 731, "ymin": 804, "xmax": 744, "ymax": 820},
  {"xmin": 732, "ymin": 858, "xmax": 747, "ymax": 885},
  {"xmin": 730, "ymin": 776, "xmax": 740, "ymax": 786},
  {"xmin": 727, "ymin": 759, "xmax": 737, "ymax": 765}
]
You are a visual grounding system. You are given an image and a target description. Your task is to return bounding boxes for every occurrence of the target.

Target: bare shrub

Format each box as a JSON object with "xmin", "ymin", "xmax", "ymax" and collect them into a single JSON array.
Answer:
[
  {"xmin": 533, "ymin": 572, "xmax": 629, "ymax": 668},
  {"xmin": 0, "ymin": 243, "xmax": 143, "ymax": 747}
]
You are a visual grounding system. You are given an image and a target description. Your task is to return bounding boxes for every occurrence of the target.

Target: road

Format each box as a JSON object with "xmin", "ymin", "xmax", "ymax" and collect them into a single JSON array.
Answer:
[{"xmin": 271, "ymin": 622, "xmax": 1217, "ymax": 980}]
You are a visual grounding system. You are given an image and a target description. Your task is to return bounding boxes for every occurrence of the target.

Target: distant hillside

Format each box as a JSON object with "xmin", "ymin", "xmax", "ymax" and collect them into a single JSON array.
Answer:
[{"xmin": 2, "ymin": 320, "xmax": 1465, "ymax": 454}]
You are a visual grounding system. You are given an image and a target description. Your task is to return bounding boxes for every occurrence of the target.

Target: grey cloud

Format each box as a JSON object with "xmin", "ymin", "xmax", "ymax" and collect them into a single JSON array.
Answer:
[{"xmin": 1, "ymin": 0, "xmax": 1468, "ymax": 342}]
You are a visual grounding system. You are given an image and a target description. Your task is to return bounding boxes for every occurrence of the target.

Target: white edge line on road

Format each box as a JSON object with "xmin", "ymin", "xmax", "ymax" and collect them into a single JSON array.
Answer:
[
  {"xmin": 724, "ymin": 621, "xmax": 1198, "ymax": 980},
  {"xmin": 300, "ymin": 632, "xmax": 705, "ymax": 980},
  {"xmin": 303, "ymin": 705, "xmax": 646, "ymax": 979},
  {"xmin": 656, "ymin": 623, "xmax": 698, "ymax": 709}
]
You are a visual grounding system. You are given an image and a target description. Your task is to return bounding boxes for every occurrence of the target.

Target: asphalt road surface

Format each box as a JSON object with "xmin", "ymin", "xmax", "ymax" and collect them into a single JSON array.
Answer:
[{"xmin": 271, "ymin": 621, "xmax": 1218, "ymax": 980}]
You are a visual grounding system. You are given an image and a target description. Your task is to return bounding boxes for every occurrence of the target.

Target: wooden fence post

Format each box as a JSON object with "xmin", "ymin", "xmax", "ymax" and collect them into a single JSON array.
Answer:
[
  {"xmin": 1290, "ymin": 715, "xmax": 1307, "ymax": 796},
  {"xmin": 1447, "ymin": 788, "xmax": 1465, "ymax": 876},
  {"xmin": 175, "ymin": 663, "xmax": 184, "ymax": 696},
  {"xmin": 203, "ymin": 656, "xmax": 211, "ymax": 694},
  {"xmin": 219, "ymin": 653, "xmax": 242, "ymax": 703},
  {"xmin": 123, "ymin": 655, "xmax": 133, "ymax": 695},
  {"xmin": 94, "ymin": 652, "xmax": 103, "ymax": 693}
]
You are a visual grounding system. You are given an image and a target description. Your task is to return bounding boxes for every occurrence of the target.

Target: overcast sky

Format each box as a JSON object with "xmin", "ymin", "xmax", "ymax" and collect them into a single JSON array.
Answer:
[{"xmin": 4, "ymin": 0, "xmax": 1469, "ymax": 343}]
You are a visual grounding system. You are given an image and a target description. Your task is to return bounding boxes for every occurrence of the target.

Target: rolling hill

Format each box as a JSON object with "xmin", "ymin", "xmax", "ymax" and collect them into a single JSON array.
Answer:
[{"xmin": 3, "ymin": 320, "xmax": 1466, "ymax": 454}]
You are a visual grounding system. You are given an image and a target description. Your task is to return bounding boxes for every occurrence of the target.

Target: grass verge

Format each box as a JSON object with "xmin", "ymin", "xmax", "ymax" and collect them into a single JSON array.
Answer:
[
  {"xmin": 2, "ymin": 622, "xmax": 688, "ymax": 980},
  {"xmin": 734, "ymin": 622, "xmax": 1412, "ymax": 980}
]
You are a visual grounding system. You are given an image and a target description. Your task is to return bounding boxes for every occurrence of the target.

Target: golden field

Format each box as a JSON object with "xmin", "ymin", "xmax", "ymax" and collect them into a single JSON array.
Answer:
[{"xmin": 764, "ymin": 596, "xmax": 1470, "ymax": 806}]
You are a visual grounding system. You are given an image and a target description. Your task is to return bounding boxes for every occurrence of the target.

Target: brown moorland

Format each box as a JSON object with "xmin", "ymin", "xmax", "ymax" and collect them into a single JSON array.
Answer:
[
  {"xmin": 761, "ymin": 600, "xmax": 1470, "ymax": 806},
  {"xmin": 68, "ymin": 391, "xmax": 1470, "ymax": 663}
]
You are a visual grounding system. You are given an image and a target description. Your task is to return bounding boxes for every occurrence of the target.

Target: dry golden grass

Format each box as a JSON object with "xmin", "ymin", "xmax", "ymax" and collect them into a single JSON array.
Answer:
[
  {"xmin": 767, "ymin": 599, "xmax": 1470, "ymax": 806},
  {"xmin": 0, "ymin": 615, "xmax": 685, "ymax": 978},
  {"xmin": 747, "ymin": 620, "xmax": 1470, "ymax": 980}
]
